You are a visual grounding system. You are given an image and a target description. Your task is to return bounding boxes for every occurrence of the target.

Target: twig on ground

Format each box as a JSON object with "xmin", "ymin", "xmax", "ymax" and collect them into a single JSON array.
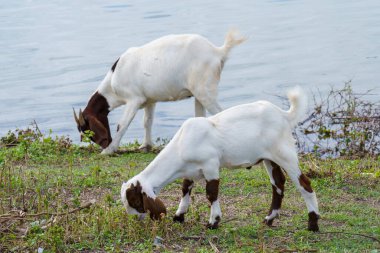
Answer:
[
  {"xmin": 319, "ymin": 231, "xmax": 380, "ymax": 243},
  {"xmin": 279, "ymin": 249, "xmax": 317, "ymax": 253},
  {"xmin": 0, "ymin": 201, "xmax": 94, "ymax": 221},
  {"xmin": 220, "ymin": 217, "xmax": 239, "ymax": 224},
  {"xmin": 209, "ymin": 239, "xmax": 220, "ymax": 253}
]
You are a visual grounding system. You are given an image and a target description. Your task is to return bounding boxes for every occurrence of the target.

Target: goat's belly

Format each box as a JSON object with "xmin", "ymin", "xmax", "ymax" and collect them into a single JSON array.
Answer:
[
  {"xmin": 181, "ymin": 168, "xmax": 204, "ymax": 180},
  {"xmin": 146, "ymin": 88, "xmax": 192, "ymax": 102},
  {"xmin": 221, "ymin": 148, "xmax": 264, "ymax": 168},
  {"xmin": 222, "ymin": 159, "xmax": 262, "ymax": 169}
]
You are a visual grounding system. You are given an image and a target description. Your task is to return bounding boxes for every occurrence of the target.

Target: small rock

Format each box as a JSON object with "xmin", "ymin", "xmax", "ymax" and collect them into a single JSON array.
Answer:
[{"xmin": 153, "ymin": 236, "xmax": 164, "ymax": 247}]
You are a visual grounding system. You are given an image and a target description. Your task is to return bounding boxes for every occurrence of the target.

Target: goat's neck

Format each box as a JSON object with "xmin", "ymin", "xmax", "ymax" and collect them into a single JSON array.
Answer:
[
  {"xmin": 97, "ymin": 75, "xmax": 124, "ymax": 110},
  {"xmin": 84, "ymin": 91, "xmax": 110, "ymax": 117},
  {"xmin": 139, "ymin": 147, "xmax": 183, "ymax": 196}
]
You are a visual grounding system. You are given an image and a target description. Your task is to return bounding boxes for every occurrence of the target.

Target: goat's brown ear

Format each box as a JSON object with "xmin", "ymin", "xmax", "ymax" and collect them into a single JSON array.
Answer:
[
  {"xmin": 87, "ymin": 116, "xmax": 110, "ymax": 148},
  {"xmin": 143, "ymin": 194, "xmax": 167, "ymax": 220},
  {"xmin": 126, "ymin": 183, "xmax": 145, "ymax": 213}
]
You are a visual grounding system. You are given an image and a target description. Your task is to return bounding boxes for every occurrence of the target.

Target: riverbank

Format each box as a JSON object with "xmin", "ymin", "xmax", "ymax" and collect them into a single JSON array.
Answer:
[{"xmin": 0, "ymin": 133, "xmax": 379, "ymax": 252}]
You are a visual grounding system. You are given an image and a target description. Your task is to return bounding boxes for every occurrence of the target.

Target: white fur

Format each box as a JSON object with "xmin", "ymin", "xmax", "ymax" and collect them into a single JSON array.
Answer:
[
  {"xmin": 265, "ymin": 209, "xmax": 279, "ymax": 220},
  {"xmin": 96, "ymin": 31, "xmax": 245, "ymax": 154},
  {"xmin": 121, "ymin": 87, "xmax": 319, "ymax": 225}
]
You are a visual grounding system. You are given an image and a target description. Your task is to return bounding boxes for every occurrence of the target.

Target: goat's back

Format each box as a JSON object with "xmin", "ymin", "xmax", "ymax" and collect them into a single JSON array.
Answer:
[
  {"xmin": 209, "ymin": 101, "xmax": 294, "ymax": 167},
  {"xmin": 110, "ymin": 34, "xmax": 223, "ymax": 101}
]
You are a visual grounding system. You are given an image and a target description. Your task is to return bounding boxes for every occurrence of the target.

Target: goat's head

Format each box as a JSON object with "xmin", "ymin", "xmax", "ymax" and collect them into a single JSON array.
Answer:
[
  {"xmin": 73, "ymin": 108, "xmax": 111, "ymax": 148},
  {"xmin": 121, "ymin": 180, "xmax": 166, "ymax": 220}
]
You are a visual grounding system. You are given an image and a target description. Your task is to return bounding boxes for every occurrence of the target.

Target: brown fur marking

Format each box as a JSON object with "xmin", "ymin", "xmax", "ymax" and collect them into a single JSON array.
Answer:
[
  {"xmin": 206, "ymin": 179, "xmax": 219, "ymax": 203},
  {"xmin": 299, "ymin": 174, "xmax": 313, "ymax": 193},
  {"xmin": 182, "ymin": 179, "xmax": 194, "ymax": 197},
  {"xmin": 79, "ymin": 92, "xmax": 112, "ymax": 148},
  {"xmin": 126, "ymin": 181, "xmax": 167, "ymax": 220},
  {"xmin": 265, "ymin": 162, "xmax": 286, "ymax": 222},
  {"xmin": 125, "ymin": 181, "xmax": 144, "ymax": 213},
  {"xmin": 308, "ymin": 211, "xmax": 320, "ymax": 232},
  {"xmin": 111, "ymin": 58, "xmax": 120, "ymax": 72},
  {"xmin": 143, "ymin": 193, "xmax": 167, "ymax": 220}
]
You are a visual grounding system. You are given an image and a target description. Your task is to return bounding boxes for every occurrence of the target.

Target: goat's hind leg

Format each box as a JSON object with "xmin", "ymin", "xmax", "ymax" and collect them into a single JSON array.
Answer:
[
  {"xmin": 263, "ymin": 160, "xmax": 286, "ymax": 226},
  {"xmin": 173, "ymin": 179, "xmax": 194, "ymax": 223},
  {"xmin": 190, "ymin": 68, "xmax": 223, "ymax": 115},
  {"xmin": 276, "ymin": 155, "xmax": 320, "ymax": 232}
]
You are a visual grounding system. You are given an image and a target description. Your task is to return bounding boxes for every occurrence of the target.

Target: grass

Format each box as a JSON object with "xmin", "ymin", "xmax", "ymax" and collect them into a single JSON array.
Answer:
[{"xmin": 0, "ymin": 134, "xmax": 379, "ymax": 252}]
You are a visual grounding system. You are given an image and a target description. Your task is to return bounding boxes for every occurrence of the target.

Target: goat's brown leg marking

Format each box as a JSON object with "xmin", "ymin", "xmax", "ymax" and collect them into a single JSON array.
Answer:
[
  {"xmin": 173, "ymin": 179, "xmax": 194, "ymax": 223},
  {"xmin": 298, "ymin": 174, "xmax": 319, "ymax": 231},
  {"xmin": 264, "ymin": 161, "xmax": 286, "ymax": 226},
  {"xmin": 206, "ymin": 179, "xmax": 220, "ymax": 229},
  {"xmin": 299, "ymin": 174, "xmax": 313, "ymax": 193}
]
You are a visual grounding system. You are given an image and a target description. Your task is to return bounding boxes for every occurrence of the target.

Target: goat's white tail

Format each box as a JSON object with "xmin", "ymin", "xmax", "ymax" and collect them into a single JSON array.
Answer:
[
  {"xmin": 219, "ymin": 29, "xmax": 246, "ymax": 60},
  {"xmin": 286, "ymin": 86, "xmax": 308, "ymax": 128}
]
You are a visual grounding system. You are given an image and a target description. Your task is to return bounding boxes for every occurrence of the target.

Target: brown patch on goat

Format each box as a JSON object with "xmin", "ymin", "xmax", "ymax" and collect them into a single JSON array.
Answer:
[
  {"xmin": 125, "ymin": 181, "xmax": 166, "ymax": 220},
  {"xmin": 246, "ymin": 159, "xmax": 263, "ymax": 170},
  {"xmin": 111, "ymin": 58, "xmax": 120, "ymax": 72},
  {"xmin": 264, "ymin": 162, "xmax": 286, "ymax": 226},
  {"xmin": 142, "ymin": 193, "xmax": 167, "ymax": 220},
  {"xmin": 125, "ymin": 181, "xmax": 145, "ymax": 213},
  {"xmin": 206, "ymin": 179, "xmax": 219, "ymax": 203},
  {"xmin": 299, "ymin": 174, "xmax": 313, "ymax": 193},
  {"xmin": 182, "ymin": 179, "xmax": 194, "ymax": 197},
  {"xmin": 271, "ymin": 162, "xmax": 286, "ymax": 193},
  {"xmin": 80, "ymin": 92, "xmax": 112, "ymax": 148},
  {"xmin": 308, "ymin": 211, "xmax": 320, "ymax": 232}
]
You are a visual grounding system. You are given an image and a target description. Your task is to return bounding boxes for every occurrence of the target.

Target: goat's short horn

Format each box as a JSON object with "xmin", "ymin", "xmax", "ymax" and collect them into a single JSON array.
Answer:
[
  {"xmin": 73, "ymin": 108, "xmax": 80, "ymax": 125},
  {"xmin": 78, "ymin": 109, "xmax": 86, "ymax": 126}
]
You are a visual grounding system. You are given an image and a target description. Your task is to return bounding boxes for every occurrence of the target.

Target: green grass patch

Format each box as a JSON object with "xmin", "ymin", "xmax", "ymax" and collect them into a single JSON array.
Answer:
[{"xmin": 0, "ymin": 137, "xmax": 379, "ymax": 252}]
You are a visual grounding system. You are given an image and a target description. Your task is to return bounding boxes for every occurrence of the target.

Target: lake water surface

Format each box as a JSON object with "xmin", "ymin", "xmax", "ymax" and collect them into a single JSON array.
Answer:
[{"xmin": 1, "ymin": 0, "xmax": 379, "ymax": 143}]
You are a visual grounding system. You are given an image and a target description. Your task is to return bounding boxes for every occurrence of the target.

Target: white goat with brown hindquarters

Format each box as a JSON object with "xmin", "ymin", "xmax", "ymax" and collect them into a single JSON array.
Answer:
[
  {"xmin": 121, "ymin": 87, "xmax": 320, "ymax": 232},
  {"xmin": 73, "ymin": 30, "xmax": 246, "ymax": 155}
]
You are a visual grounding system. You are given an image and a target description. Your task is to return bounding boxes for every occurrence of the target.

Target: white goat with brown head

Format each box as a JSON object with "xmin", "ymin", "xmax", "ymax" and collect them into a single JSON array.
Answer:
[
  {"xmin": 73, "ymin": 30, "xmax": 246, "ymax": 154},
  {"xmin": 121, "ymin": 87, "xmax": 320, "ymax": 232}
]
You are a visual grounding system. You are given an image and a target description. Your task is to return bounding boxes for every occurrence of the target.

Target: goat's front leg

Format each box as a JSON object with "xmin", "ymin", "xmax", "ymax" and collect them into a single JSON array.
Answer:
[
  {"xmin": 101, "ymin": 100, "xmax": 142, "ymax": 155},
  {"xmin": 263, "ymin": 160, "xmax": 286, "ymax": 226},
  {"xmin": 173, "ymin": 179, "xmax": 194, "ymax": 223},
  {"xmin": 139, "ymin": 103, "xmax": 156, "ymax": 152},
  {"xmin": 205, "ymin": 179, "xmax": 221, "ymax": 229}
]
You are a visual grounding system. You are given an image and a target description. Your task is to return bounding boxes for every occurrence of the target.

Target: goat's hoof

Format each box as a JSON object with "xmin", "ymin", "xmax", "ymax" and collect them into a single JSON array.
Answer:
[
  {"xmin": 206, "ymin": 216, "xmax": 220, "ymax": 229},
  {"xmin": 308, "ymin": 223, "xmax": 319, "ymax": 232},
  {"xmin": 206, "ymin": 222, "xmax": 219, "ymax": 230},
  {"xmin": 101, "ymin": 146, "xmax": 117, "ymax": 155},
  {"xmin": 101, "ymin": 149, "xmax": 114, "ymax": 155},
  {"xmin": 173, "ymin": 214, "xmax": 185, "ymax": 223},
  {"xmin": 263, "ymin": 218, "xmax": 274, "ymax": 226},
  {"xmin": 139, "ymin": 145, "xmax": 152, "ymax": 153},
  {"xmin": 307, "ymin": 211, "xmax": 320, "ymax": 232}
]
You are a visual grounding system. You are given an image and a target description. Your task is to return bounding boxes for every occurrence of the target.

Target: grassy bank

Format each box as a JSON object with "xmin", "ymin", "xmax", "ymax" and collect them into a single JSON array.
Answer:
[{"xmin": 0, "ymin": 134, "xmax": 379, "ymax": 252}]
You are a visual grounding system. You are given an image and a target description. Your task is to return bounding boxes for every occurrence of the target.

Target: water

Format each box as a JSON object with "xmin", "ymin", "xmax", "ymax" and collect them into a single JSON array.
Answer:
[{"xmin": 1, "ymin": 0, "xmax": 379, "ymax": 143}]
